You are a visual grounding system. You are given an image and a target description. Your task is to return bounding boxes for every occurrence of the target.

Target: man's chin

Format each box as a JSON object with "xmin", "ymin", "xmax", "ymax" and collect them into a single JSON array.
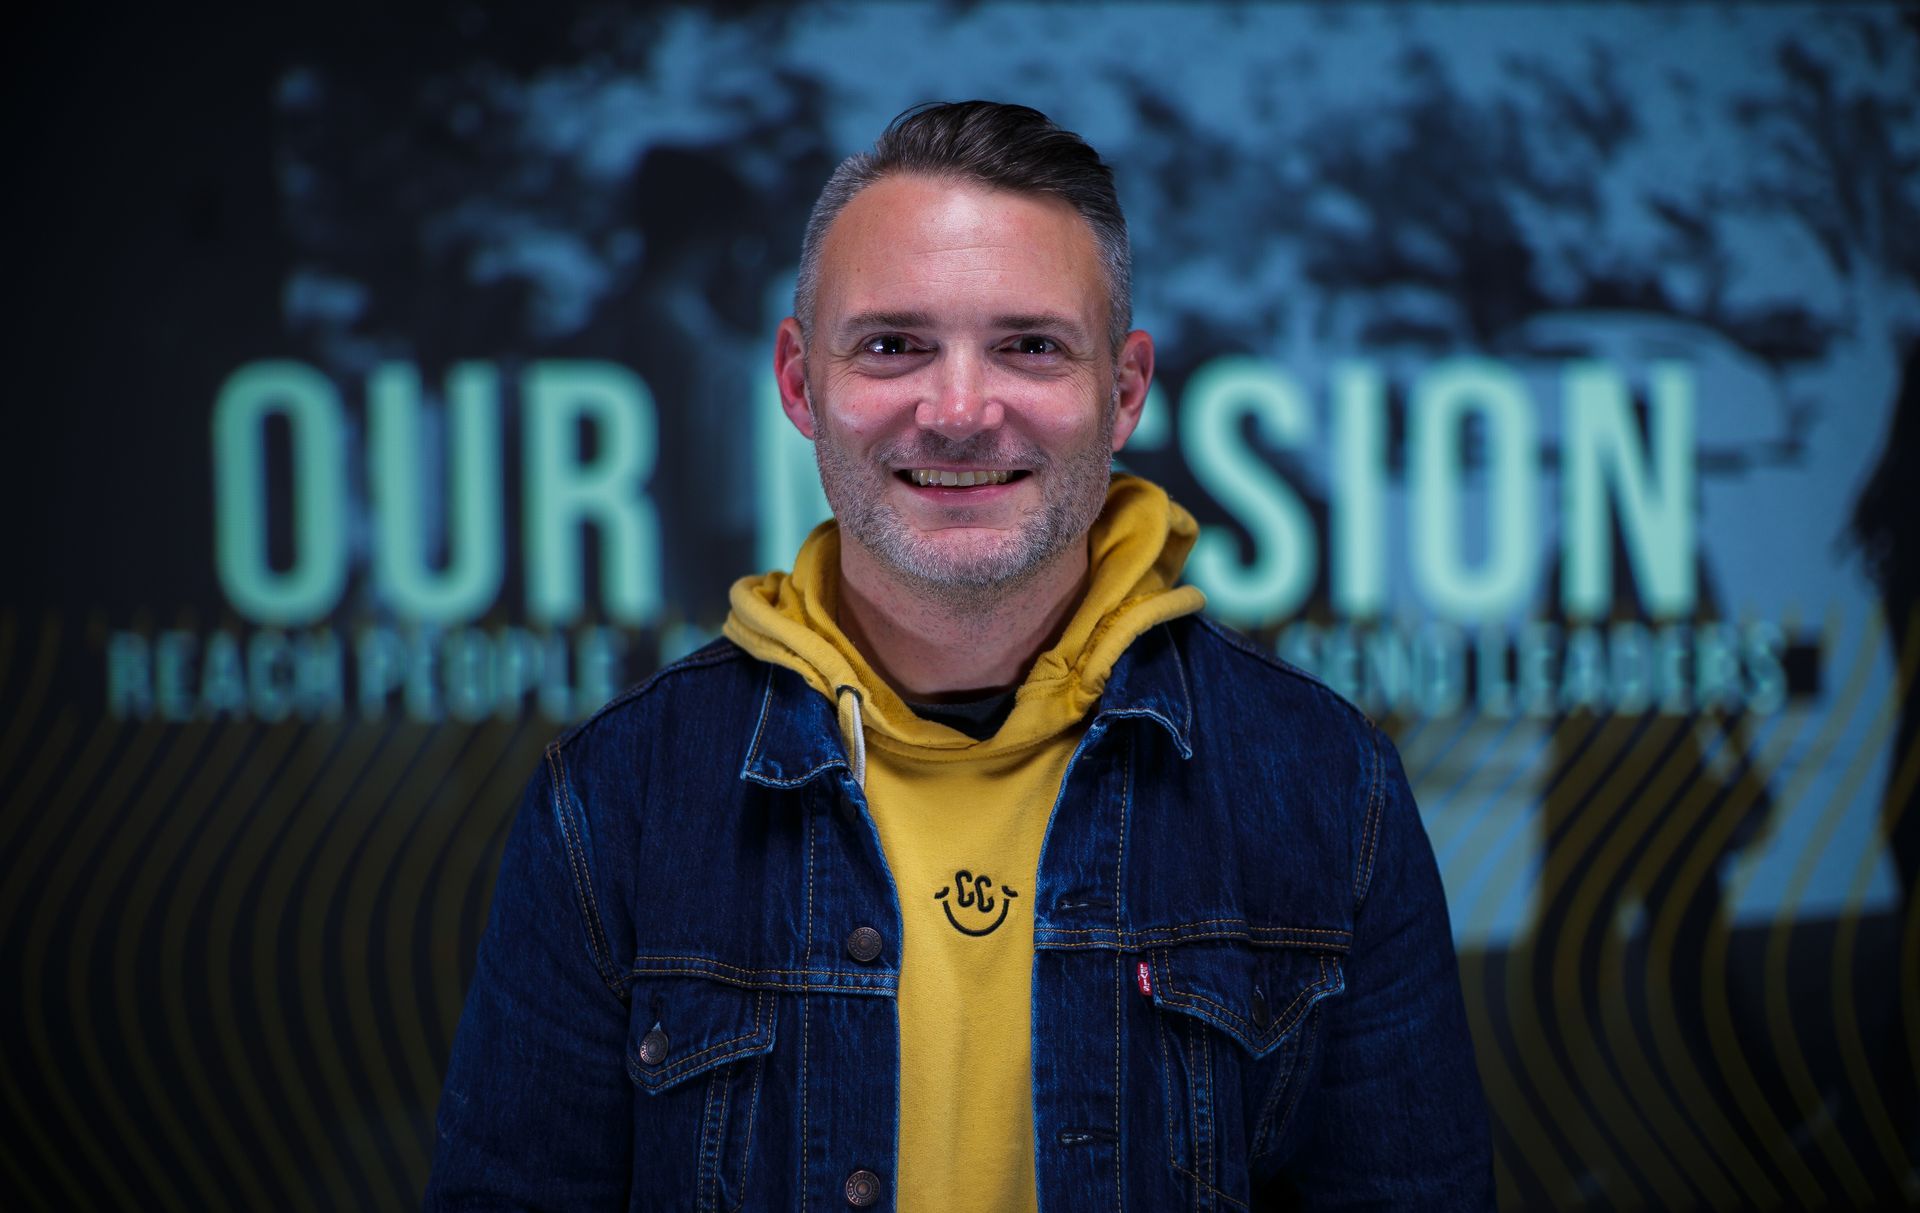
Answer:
[{"xmin": 873, "ymin": 534, "xmax": 1047, "ymax": 594}]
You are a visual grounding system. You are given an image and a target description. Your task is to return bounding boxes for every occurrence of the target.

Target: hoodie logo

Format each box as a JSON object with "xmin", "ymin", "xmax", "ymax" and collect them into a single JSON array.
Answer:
[{"xmin": 935, "ymin": 869, "xmax": 1018, "ymax": 936}]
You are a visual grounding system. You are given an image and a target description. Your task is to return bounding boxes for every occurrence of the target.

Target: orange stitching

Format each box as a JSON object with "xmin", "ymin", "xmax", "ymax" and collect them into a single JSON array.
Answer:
[
  {"xmin": 1158, "ymin": 946, "xmax": 1342, "ymax": 1048},
  {"xmin": 1115, "ymin": 738, "xmax": 1129, "ymax": 1212},
  {"xmin": 1036, "ymin": 925, "xmax": 1351, "ymax": 944},
  {"xmin": 1253, "ymin": 966, "xmax": 1328, "ymax": 1159},
  {"xmin": 631, "ymin": 955, "xmax": 897, "ymax": 979},
  {"xmin": 640, "ymin": 1038, "xmax": 776, "ymax": 1090},
  {"xmin": 548, "ymin": 748, "xmax": 617, "ymax": 996},
  {"xmin": 643, "ymin": 990, "xmax": 770, "ymax": 1084},
  {"xmin": 1160, "ymin": 973, "xmax": 1335, "ymax": 1047},
  {"xmin": 1156, "ymin": 988, "xmax": 1179, "ymax": 1168},
  {"xmin": 699, "ymin": 1062, "xmax": 724, "ymax": 1208},
  {"xmin": 1199, "ymin": 1011, "xmax": 1212, "ymax": 1209},
  {"xmin": 1272, "ymin": 997, "xmax": 1320, "ymax": 1146},
  {"xmin": 1169, "ymin": 626, "xmax": 1195, "ymax": 745},
  {"xmin": 712, "ymin": 1056, "xmax": 731, "ymax": 1209},
  {"xmin": 742, "ymin": 668, "xmax": 775, "ymax": 770},
  {"xmin": 1187, "ymin": 1021, "xmax": 1202, "ymax": 1213},
  {"xmin": 1035, "ymin": 930, "xmax": 1351, "ymax": 954},
  {"xmin": 627, "ymin": 966, "xmax": 893, "ymax": 996},
  {"xmin": 799, "ymin": 809, "xmax": 815, "ymax": 1197},
  {"xmin": 1171, "ymin": 1163, "xmax": 1252, "ymax": 1211},
  {"xmin": 1356, "ymin": 728, "xmax": 1384, "ymax": 901},
  {"xmin": 629, "ymin": 969, "xmax": 893, "ymax": 990},
  {"xmin": 727, "ymin": 1002, "xmax": 766, "ymax": 1213},
  {"xmin": 1113, "ymin": 948, "xmax": 1125, "ymax": 1212}
]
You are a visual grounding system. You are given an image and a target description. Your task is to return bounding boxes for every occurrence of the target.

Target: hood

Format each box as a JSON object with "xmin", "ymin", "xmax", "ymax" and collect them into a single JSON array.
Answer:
[{"xmin": 723, "ymin": 474, "xmax": 1206, "ymax": 765}]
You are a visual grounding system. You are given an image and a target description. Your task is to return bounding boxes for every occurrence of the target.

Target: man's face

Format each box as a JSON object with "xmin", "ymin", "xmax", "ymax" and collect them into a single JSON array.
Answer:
[{"xmin": 775, "ymin": 173, "xmax": 1152, "ymax": 596}]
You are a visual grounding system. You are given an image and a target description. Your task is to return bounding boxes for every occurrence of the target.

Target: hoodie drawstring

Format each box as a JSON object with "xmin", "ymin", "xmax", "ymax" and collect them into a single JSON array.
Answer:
[{"xmin": 835, "ymin": 684, "xmax": 867, "ymax": 790}]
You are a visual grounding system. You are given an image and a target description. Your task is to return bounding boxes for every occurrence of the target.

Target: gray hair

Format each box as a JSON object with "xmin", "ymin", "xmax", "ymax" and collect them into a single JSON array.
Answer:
[{"xmin": 793, "ymin": 101, "xmax": 1133, "ymax": 353}]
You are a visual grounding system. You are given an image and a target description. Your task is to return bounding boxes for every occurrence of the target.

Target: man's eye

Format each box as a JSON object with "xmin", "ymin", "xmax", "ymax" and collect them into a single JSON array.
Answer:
[
  {"xmin": 1011, "ymin": 336, "xmax": 1060, "ymax": 356},
  {"xmin": 864, "ymin": 334, "xmax": 914, "ymax": 356}
]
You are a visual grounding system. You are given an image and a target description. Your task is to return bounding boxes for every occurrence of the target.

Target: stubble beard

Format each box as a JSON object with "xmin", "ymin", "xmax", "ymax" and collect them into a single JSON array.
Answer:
[{"xmin": 809, "ymin": 388, "xmax": 1118, "ymax": 610}]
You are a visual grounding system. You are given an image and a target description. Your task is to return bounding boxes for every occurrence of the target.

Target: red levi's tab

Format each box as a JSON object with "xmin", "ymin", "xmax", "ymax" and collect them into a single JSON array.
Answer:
[{"xmin": 1136, "ymin": 961, "xmax": 1153, "ymax": 997}]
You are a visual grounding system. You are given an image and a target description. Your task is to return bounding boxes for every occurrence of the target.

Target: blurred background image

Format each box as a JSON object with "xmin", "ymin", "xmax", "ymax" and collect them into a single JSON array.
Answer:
[{"xmin": 3, "ymin": 3, "xmax": 1917, "ymax": 1208}]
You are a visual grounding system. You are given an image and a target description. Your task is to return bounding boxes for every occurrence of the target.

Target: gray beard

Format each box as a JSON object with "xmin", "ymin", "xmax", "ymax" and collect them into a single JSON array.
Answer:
[{"xmin": 809, "ymin": 405, "xmax": 1117, "ymax": 611}]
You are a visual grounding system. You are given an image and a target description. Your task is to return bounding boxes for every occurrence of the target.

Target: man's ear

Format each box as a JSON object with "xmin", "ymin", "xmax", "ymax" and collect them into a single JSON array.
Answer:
[
  {"xmin": 1108, "ymin": 329, "xmax": 1156, "ymax": 451},
  {"xmin": 774, "ymin": 317, "xmax": 816, "ymax": 440}
]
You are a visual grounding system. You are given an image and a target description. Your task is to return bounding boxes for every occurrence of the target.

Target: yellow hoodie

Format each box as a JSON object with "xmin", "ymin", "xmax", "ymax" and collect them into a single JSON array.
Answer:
[{"xmin": 724, "ymin": 474, "xmax": 1204, "ymax": 1211}]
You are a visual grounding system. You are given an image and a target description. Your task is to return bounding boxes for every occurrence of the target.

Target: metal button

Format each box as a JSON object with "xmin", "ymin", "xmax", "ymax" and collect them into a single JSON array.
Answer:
[
  {"xmin": 844, "ymin": 1169, "xmax": 882, "ymax": 1207},
  {"xmin": 846, "ymin": 926, "xmax": 883, "ymax": 963},
  {"xmin": 638, "ymin": 1026, "xmax": 669, "ymax": 1066},
  {"xmin": 1251, "ymin": 988, "xmax": 1269, "ymax": 1030}
]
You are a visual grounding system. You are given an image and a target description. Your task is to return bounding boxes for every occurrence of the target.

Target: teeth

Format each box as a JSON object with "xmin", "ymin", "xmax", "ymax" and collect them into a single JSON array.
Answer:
[{"xmin": 908, "ymin": 469, "xmax": 1012, "ymax": 487}]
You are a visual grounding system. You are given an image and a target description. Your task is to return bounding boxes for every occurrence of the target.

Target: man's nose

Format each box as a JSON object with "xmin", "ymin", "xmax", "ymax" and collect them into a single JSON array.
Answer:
[{"xmin": 916, "ymin": 350, "xmax": 1004, "ymax": 438}]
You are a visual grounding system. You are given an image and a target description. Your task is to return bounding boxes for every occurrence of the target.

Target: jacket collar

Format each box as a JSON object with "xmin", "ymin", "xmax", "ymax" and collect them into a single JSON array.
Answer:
[{"xmin": 737, "ymin": 620, "xmax": 1194, "ymax": 789}]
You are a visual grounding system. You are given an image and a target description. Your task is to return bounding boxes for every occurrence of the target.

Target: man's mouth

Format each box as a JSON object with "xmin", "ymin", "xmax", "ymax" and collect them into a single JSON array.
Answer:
[{"xmin": 899, "ymin": 468, "xmax": 1028, "ymax": 488}]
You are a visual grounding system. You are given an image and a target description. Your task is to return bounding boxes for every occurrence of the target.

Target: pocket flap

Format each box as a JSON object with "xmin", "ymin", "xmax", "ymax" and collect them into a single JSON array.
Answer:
[
  {"xmin": 1148, "ymin": 940, "xmax": 1344, "ymax": 1058},
  {"xmin": 626, "ymin": 976, "xmax": 777, "ymax": 1093}
]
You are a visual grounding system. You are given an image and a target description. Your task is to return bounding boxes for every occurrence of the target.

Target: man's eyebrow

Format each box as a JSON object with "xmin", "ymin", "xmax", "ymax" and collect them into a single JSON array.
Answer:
[
  {"xmin": 834, "ymin": 310, "xmax": 935, "ymax": 342},
  {"xmin": 994, "ymin": 313, "xmax": 1093, "ymax": 345},
  {"xmin": 831, "ymin": 310, "xmax": 1095, "ymax": 347}
]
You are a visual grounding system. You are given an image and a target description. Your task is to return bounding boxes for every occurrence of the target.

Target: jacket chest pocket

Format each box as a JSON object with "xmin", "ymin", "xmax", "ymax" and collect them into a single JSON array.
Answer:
[
  {"xmin": 1146, "ymin": 941, "xmax": 1344, "ymax": 1207},
  {"xmin": 627, "ymin": 976, "xmax": 777, "ymax": 1213}
]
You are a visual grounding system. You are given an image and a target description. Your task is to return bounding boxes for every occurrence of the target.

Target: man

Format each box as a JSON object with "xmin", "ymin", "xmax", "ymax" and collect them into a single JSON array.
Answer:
[{"xmin": 426, "ymin": 101, "xmax": 1493, "ymax": 1211}]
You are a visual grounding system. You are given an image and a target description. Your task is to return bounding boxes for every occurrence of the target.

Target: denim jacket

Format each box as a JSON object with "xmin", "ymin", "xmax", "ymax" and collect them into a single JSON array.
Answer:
[{"xmin": 425, "ymin": 615, "xmax": 1494, "ymax": 1210}]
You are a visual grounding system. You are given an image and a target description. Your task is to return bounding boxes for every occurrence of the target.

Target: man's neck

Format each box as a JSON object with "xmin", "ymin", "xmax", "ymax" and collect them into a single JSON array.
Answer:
[{"xmin": 835, "ymin": 541, "xmax": 1087, "ymax": 702}]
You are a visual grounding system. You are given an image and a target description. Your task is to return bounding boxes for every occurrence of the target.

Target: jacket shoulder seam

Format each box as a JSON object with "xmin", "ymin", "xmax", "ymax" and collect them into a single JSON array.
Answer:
[
  {"xmin": 550, "ymin": 638, "xmax": 749, "ymax": 754},
  {"xmin": 1189, "ymin": 617, "xmax": 1386, "ymax": 915},
  {"xmin": 1191, "ymin": 616, "xmax": 1377, "ymax": 730},
  {"xmin": 542, "ymin": 745, "xmax": 627, "ymax": 1003},
  {"xmin": 1355, "ymin": 722, "xmax": 1387, "ymax": 906}
]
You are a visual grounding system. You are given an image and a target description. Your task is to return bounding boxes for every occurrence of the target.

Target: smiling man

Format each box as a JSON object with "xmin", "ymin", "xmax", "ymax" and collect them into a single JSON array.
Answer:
[{"xmin": 426, "ymin": 102, "xmax": 1493, "ymax": 1211}]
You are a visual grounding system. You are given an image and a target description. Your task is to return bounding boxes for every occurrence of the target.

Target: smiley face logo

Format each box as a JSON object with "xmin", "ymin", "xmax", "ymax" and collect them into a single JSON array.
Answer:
[{"xmin": 935, "ymin": 869, "xmax": 1018, "ymax": 936}]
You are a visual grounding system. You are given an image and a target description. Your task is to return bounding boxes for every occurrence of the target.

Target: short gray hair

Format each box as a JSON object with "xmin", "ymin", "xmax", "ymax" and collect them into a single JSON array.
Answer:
[{"xmin": 793, "ymin": 101, "xmax": 1132, "ymax": 352}]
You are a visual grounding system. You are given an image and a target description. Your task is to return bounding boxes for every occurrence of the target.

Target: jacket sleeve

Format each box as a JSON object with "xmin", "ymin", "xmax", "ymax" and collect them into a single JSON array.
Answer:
[
  {"xmin": 1279, "ymin": 724, "xmax": 1496, "ymax": 1210},
  {"xmin": 423, "ymin": 755, "xmax": 633, "ymax": 1211}
]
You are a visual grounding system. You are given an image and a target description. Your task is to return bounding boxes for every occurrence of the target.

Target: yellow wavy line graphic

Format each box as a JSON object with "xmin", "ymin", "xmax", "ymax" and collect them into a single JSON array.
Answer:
[
  {"xmin": 203, "ymin": 720, "xmax": 334, "ymax": 1209},
  {"xmin": 396, "ymin": 715, "xmax": 538, "ymax": 1185},
  {"xmin": 1639, "ymin": 693, "xmax": 1805, "ymax": 1209},
  {"xmin": 0, "ymin": 705, "xmax": 82, "ymax": 934},
  {"xmin": 424, "ymin": 729, "xmax": 548, "ymax": 1113},
  {"xmin": 250, "ymin": 721, "xmax": 388, "ymax": 1212},
  {"xmin": 1586, "ymin": 709, "xmax": 1749, "ymax": 1209},
  {"xmin": 110, "ymin": 718, "xmax": 259, "ymax": 1208},
  {"xmin": 1450, "ymin": 715, "xmax": 1594, "ymax": 1206},
  {"xmin": 1547, "ymin": 715, "xmax": 1705, "ymax": 1205},
  {"xmin": 161, "ymin": 719, "xmax": 301, "ymax": 1210},
  {"xmin": 61, "ymin": 717, "xmax": 197, "ymax": 1210},
  {"xmin": 1907, "ymin": 816, "xmax": 1920, "ymax": 1103},
  {"xmin": 20, "ymin": 712, "xmax": 145, "ymax": 1210},
  {"xmin": 1761, "ymin": 608, "xmax": 1902, "ymax": 1207},
  {"xmin": 163, "ymin": 713, "xmax": 303, "ymax": 1205},
  {"xmin": 1503, "ymin": 707, "xmax": 1648, "ymax": 1206},
  {"xmin": 2, "ymin": 706, "xmax": 112, "ymax": 1211},
  {"xmin": 1694, "ymin": 614, "xmax": 1846, "ymax": 1208},
  {"xmin": 337, "ymin": 724, "xmax": 478, "ymax": 1189},
  {"xmin": 1829, "ymin": 605, "xmax": 1920, "ymax": 1193},
  {"xmin": 297, "ymin": 718, "xmax": 449, "ymax": 1207},
  {"xmin": 0, "ymin": 613, "xmax": 63, "ymax": 799},
  {"xmin": 0, "ymin": 611, "xmax": 19, "ymax": 713},
  {"xmin": 1435, "ymin": 718, "xmax": 1544, "ymax": 899},
  {"xmin": 0, "ymin": 1133, "xmax": 54, "ymax": 1211}
]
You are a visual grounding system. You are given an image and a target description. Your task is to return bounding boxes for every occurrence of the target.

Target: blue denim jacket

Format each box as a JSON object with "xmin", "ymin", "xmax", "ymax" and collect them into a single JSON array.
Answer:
[{"xmin": 425, "ymin": 616, "xmax": 1494, "ymax": 1210}]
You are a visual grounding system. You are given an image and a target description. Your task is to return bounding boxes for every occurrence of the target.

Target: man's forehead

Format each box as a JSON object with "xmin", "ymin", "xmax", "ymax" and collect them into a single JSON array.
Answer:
[{"xmin": 813, "ymin": 173, "xmax": 1107, "ymax": 331}]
